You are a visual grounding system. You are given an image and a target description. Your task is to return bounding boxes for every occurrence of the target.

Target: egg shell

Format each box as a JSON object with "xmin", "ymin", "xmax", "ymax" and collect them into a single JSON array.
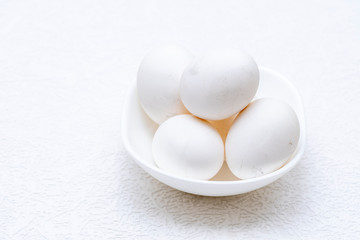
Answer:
[
  {"xmin": 225, "ymin": 98, "xmax": 300, "ymax": 179},
  {"xmin": 152, "ymin": 114, "xmax": 224, "ymax": 180},
  {"xmin": 180, "ymin": 48, "xmax": 259, "ymax": 120},
  {"xmin": 137, "ymin": 44, "xmax": 193, "ymax": 124}
]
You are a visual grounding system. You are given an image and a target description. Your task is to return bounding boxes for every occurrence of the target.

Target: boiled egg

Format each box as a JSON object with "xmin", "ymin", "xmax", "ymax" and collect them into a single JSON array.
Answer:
[
  {"xmin": 137, "ymin": 44, "xmax": 193, "ymax": 124},
  {"xmin": 152, "ymin": 114, "xmax": 224, "ymax": 180},
  {"xmin": 225, "ymin": 98, "xmax": 300, "ymax": 179},
  {"xmin": 180, "ymin": 48, "xmax": 259, "ymax": 120}
]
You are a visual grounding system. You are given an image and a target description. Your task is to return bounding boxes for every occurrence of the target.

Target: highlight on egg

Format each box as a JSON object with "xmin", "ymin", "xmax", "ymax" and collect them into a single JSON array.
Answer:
[
  {"xmin": 137, "ymin": 44, "xmax": 194, "ymax": 124},
  {"xmin": 225, "ymin": 98, "xmax": 300, "ymax": 179},
  {"xmin": 152, "ymin": 114, "xmax": 224, "ymax": 180}
]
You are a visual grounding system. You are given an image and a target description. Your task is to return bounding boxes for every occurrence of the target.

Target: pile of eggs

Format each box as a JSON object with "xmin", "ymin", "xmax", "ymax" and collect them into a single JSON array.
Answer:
[{"xmin": 137, "ymin": 44, "xmax": 300, "ymax": 180}]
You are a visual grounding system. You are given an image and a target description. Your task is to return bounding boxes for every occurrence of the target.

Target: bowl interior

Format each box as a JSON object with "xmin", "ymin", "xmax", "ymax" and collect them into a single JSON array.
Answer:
[{"xmin": 122, "ymin": 67, "xmax": 305, "ymax": 196}]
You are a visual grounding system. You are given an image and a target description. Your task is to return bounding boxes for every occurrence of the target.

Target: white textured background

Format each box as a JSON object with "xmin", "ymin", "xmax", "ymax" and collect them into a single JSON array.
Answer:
[{"xmin": 1, "ymin": 0, "xmax": 360, "ymax": 239}]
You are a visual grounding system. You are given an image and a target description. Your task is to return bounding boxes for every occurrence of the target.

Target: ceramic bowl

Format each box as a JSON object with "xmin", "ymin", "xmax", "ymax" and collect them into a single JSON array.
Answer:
[{"xmin": 122, "ymin": 67, "xmax": 305, "ymax": 196}]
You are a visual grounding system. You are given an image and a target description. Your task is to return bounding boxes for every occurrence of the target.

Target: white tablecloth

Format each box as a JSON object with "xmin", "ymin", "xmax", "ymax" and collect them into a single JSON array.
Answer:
[{"xmin": 1, "ymin": 0, "xmax": 359, "ymax": 239}]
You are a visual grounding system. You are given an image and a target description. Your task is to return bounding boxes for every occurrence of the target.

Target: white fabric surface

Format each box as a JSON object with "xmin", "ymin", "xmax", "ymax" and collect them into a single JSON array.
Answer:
[{"xmin": 1, "ymin": 0, "xmax": 359, "ymax": 239}]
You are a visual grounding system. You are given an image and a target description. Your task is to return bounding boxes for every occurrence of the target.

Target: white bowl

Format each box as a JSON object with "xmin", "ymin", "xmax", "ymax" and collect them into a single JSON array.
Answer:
[{"xmin": 122, "ymin": 67, "xmax": 306, "ymax": 196}]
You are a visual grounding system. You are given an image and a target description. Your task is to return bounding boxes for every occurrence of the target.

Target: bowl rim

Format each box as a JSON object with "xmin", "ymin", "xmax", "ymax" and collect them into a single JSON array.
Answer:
[{"xmin": 121, "ymin": 67, "xmax": 306, "ymax": 185}]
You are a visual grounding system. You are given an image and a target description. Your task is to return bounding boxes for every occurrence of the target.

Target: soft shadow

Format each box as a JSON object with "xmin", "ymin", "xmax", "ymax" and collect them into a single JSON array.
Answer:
[
  {"xmin": 127, "ymin": 169, "xmax": 307, "ymax": 233},
  {"xmin": 121, "ymin": 148, "xmax": 312, "ymax": 232}
]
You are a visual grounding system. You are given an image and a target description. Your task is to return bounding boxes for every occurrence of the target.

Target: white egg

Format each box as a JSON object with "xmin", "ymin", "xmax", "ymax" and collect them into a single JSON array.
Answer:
[
  {"xmin": 180, "ymin": 48, "xmax": 259, "ymax": 120},
  {"xmin": 225, "ymin": 98, "xmax": 300, "ymax": 179},
  {"xmin": 152, "ymin": 114, "xmax": 224, "ymax": 180},
  {"xmin": 137, "ymin": 44, "xmax": 193, "ymax": 124}
]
